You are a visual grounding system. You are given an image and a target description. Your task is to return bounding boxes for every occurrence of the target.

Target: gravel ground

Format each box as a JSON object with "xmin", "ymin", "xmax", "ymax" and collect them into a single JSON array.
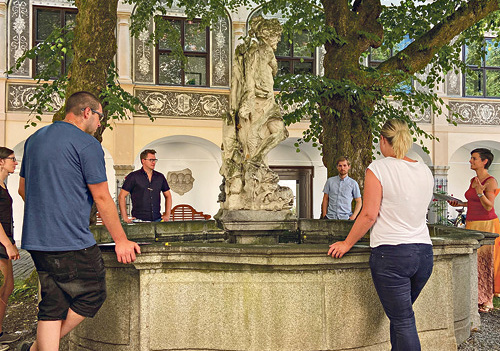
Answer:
[{"xmin": 458, "ymin": 308, "xmax": 500, "ymax": 351}]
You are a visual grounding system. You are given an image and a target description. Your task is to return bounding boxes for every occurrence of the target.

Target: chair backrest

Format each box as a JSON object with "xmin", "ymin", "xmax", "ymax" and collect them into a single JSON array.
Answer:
[{"xmin": 170, "ymin": 204, "xmax": 211, "ymax": 221}]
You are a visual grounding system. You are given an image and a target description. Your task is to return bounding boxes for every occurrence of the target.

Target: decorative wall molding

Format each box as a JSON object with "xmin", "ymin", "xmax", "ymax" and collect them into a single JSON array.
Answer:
[
  {"xmin": 133, "ymin": 21, "xmax": 154, "ymax": 83},
  {"xmin": 135, "ymin": 89, "xmax": 229, "ymax": 119},
  {"xmin": 389, "ymin": 100, "xmax": 432, "ymax": 123},
  {"xmin": 211, "ymin": 16, "xmax": 230, "ymax": 87},
  {"xmin": 7, "ymin": 84, "xmax": 63, "ymax": 112},
  {"xmin": 9, "ymin": 0, "xmax": 30, "ymax": 76},
  {"xmin": 450, "ymin": 101, "xmax": 500, "ymax": 125}
]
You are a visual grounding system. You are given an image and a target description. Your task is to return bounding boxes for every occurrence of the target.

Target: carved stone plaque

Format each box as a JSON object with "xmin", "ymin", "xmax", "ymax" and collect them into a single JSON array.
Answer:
[{"xmin": 167, "ymin": 168, "xmax": 195, "ymax": 195}]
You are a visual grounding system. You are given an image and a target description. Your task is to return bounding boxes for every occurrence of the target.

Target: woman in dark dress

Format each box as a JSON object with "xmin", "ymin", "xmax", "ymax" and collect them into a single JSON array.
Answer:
[{"xmin": 0, "ymin": 147, "xmax": 20, "ymax": 346}]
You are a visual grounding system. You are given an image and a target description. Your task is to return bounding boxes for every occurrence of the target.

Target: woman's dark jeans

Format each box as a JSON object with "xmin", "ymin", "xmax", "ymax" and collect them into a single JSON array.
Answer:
[{"xmin": 370, "ymin": 244, "xmax": 434, "ymax": 351}]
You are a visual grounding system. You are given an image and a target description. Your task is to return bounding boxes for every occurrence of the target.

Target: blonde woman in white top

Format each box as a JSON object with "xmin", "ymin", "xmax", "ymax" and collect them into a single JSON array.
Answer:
[{"xmin": 328, "ymin": 119, "xmax": 434, "ymax": 351}]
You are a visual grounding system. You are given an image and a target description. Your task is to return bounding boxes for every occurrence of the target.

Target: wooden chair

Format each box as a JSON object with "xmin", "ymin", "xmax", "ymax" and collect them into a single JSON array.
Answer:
[{"xmin": 170, "ymin": 204, "xmax": 211, "ymax": 221}]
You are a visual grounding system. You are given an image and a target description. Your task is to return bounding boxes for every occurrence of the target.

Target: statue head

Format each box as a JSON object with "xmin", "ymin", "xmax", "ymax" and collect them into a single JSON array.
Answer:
[{"xmin": 249, "ymin": 17, "xmax": 282, "ymax": 51}]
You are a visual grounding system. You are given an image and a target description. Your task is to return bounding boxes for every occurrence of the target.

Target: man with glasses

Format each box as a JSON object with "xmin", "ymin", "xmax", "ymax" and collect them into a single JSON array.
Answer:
[
  {"xmin": 18, "ymin": 91, "xmax": 140, "ymax": 351},
  {"xmin": 321, "ymin": 156, "xmax": 362, "ymax": 220},
  {"xmin": 118, "ymin": 149, "xmax": 172, "ymax": 223}
]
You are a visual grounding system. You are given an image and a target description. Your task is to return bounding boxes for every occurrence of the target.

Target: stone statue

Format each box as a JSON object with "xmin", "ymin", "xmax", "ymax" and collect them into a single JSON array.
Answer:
[{"xmin": 220, "ymin": 17, "xmax": 293, "ymax": 211}]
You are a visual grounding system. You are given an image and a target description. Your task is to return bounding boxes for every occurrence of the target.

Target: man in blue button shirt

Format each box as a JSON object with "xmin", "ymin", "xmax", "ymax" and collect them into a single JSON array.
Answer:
[
  {"xmin": 118, "ymin": 149, "xmax": 172, "ymax": 223},
  {"xmin": 321, "ymin": 156, "xmax": 362, "ymax": 220}
]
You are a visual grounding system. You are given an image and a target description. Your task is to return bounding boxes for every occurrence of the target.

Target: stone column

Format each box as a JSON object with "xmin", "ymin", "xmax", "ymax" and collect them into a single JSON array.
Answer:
[
  {"xmin": 428, "ymin": 166, "xmax": 450, "ymax": 224},
  {"xmin": 232, "ymin": 21, "xmax": 246, "ymax": 51},
  {"xmin": 0, "ymin": 2, "xmax": 7, "ymax": 76},
  {"xmin": 117, "ymin": 11, "xmax": 132, "ymax": 84}
]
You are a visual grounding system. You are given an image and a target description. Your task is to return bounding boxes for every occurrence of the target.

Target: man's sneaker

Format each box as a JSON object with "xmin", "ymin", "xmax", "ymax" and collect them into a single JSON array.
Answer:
[
  {"xmin": 20, "ymin": 342, "xmax": 32, "ymax": 351},
  {"xmin": 0, "ymin": 333, "xmax": 19, "ymax": 344}
]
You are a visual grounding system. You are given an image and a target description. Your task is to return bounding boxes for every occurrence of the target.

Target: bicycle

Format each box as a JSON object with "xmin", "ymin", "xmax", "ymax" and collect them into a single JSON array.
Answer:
[{"xmin": 447, "ymin": 207, "xmax": 466, "ymax": 227}]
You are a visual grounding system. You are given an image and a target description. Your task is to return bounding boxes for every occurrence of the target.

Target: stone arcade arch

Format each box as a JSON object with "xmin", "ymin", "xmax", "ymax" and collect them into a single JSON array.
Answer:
[
  {"xmin": 268, "ymin": 138, "xmax": 325, "ymax": 218},
  {"xmin": 135, "ymin": 135, "xmax": 222, "ymax": 218}
]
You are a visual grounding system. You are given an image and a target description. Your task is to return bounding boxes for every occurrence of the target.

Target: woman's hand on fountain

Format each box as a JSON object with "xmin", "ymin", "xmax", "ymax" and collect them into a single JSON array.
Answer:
[{"xmin": 328, "ymin": 241, "xmax": 351, "ymax": 258}]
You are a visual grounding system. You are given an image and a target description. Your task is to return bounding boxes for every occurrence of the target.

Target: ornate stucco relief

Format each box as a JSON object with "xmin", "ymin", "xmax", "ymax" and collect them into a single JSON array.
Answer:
[
  {"xmin": 7, "ymin": 84, "xmax": 63, "ymax": 112},
  {"xmin": 9, "ymin": 0, "xmax": 29, "ymax": 76},
  {"xmin": 389, "ymin": 100, "xmax": 432, "ymax": 123},
  {"xmin": 134, "ymin": 21, "xmax": 154, "ymax": 83},
  {"xmin": 167, "ymin": 169, "xmax": 194, "ymax": 195},
  {"xmin": 450, "ymin": 101, "xmax": 500, "ymax": 125},
  {"xmin": 318, "ymin": 46, "xmax": 325, "ymax": 76},
  {"xmin": 135, "ymin": 89, "xmax": 228, "ymax": 119},
  {"xmin": 446, "ymin": 71, "xmax": 461, "ymax": 96},
  {"xmin": 212, "ymin": 16, "xmax": 230, "ymax": 87}
]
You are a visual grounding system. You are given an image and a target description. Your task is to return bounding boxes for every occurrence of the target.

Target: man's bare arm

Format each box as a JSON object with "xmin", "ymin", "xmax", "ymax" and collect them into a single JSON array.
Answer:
[
  {"xmin": 162, "ymin": 190, "xmax": 172, "ymax": 221},
  {"xmin": 88, "ymin": 182, "xmax": 140, "ymax": 263},
  {"xmin": 118, "ymin": 189, "xmax": 133, "ymax": 223},
  {"xmin": 18, "ymin": 177, "xmax": 25, "ymax": 201}
]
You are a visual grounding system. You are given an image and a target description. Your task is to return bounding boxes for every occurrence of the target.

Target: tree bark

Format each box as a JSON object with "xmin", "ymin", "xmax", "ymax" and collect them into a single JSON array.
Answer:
[{"xmin": 53, "ymin": 0, "xmax": 118, "ymax": 144}]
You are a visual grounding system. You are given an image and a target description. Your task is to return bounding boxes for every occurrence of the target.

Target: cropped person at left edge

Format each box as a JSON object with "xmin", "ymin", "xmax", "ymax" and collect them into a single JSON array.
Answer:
[{"xmin": 18, "ymin": 91, "xmax": 141, "ymax": 351}]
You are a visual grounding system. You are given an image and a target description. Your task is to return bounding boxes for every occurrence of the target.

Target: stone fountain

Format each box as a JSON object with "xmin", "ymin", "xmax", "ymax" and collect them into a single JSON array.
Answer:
[{"xmin": 63, "ymin": 17, "xmax": 493, "ymax": 351}]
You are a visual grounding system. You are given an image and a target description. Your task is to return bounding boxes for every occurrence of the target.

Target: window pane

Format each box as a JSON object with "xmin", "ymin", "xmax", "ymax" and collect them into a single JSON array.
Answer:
[
  {"xmin": 159, "ymin": 21, "xmax": 181, "ymax": 50},
  {"xmin": 486, "ymin": 70, "xmax": 500, "ymax": 97},
  {"xmin": 185, "ymin": 56, "xmax": 206, "ymax": 85},
  {"xmin": 184, "ymin": 22, "xmax": 206, "ymax": 52},
  {"xmin": 159, "ymin": 53, "xmax": 181, "ymax": 84},
  {"xmin": 37, "ymin": 10, "xmax": 61, "ymax": 41},
  {"xmin": 465, "ymin": 70, "xmax": 483, "ymax": 96},
  {"xmin": 465, "ymin": 42, "xmax": 483, "ymax": 67},
  {"xmin": 65, "ymin": 12, "xmax": 77, "ymax": 29},
  {"xmin": 276, "ymin": 34, "xmax": 291, "ymax": 57},
  {"xmin": 293, "ymin": 32, "xmax": 313, "ymax": 58},
  {"xmin": 277, "ymin": 60, "xmax": 291, "ymax": 76},
  {"xmin": 371, "ymin": 47, "xmax": 390, "ymax": 62},
  {"xmin": 294, "ymin": 61, "xmax": 313, "ymax": 75},
  {"xmin": 393, "ymin": 35, "xmax": 412, "ymax": 54},
  {"xmin": 485, "ymin": 39, "xmax": 500, "ymax": 67},
  {"xmin": 394, "ymin": 78, "xmax": 413, "ymax": 94}
]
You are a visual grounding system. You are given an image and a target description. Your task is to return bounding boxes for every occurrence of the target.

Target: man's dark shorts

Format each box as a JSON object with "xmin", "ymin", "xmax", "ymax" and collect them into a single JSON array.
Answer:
[{"xmin": 29, "ymin": 244, "xmax": 107, "ymax": 320}]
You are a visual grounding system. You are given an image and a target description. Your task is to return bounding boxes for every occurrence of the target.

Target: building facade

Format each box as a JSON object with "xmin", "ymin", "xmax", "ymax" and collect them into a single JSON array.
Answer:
[{"xmin": 1, "ymin": 0, "xmax": 500, "ymax": 242}]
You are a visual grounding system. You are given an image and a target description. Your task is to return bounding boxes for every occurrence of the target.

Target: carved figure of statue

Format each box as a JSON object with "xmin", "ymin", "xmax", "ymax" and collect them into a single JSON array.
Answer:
[{"xmin": 220, "ymin": 17, "xmax": 293, "ymax": 211}]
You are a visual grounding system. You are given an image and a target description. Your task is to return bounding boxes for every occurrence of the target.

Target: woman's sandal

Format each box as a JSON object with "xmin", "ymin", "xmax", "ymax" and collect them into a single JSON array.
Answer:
[{"xmin": 478, "ymin": 304, "xmax": 492, "ymax": 313}]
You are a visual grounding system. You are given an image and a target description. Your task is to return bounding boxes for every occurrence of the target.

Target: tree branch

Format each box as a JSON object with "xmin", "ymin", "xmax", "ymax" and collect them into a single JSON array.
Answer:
[{"xmin": 377, "ymin": 0, "xmax": 499, "ymax": 80}]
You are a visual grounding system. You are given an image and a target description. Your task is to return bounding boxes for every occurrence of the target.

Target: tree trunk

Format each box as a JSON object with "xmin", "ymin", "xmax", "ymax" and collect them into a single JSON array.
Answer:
[
  {"xmin": 320, "ymin": 97, "xmax": 374, "ymax": 190},
  {"xmin": 53, "ymin": 0, "xmax": 118, "ymax": 145}
]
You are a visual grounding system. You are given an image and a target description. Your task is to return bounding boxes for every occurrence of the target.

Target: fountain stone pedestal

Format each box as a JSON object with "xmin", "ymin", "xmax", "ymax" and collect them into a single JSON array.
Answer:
[{"xmin": 219, "ymin": 210, "xmax": 297, "ymax": 244}]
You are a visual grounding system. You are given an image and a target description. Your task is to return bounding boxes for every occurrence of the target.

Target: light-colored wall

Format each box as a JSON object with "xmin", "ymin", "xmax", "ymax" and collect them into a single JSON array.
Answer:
[{"xmin": 4, "ymin": 0, "xmax": 500, "ymax": 239}]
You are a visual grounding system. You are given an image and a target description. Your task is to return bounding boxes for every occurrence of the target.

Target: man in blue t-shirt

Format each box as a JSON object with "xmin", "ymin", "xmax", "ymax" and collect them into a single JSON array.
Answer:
[
  {"xmin": 321, "ymin": 156, "xmax": 362, "ymax": 220},
  {"xmin": 118, "ymin": 149, "xmax": 172, "ymax": 223},
  {"xmin": 18, "ymin": 91, "xmax": 140, "ymax": 351}
]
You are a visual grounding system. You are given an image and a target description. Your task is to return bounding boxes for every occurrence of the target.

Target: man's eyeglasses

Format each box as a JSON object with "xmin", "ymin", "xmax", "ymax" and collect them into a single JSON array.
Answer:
[
  {"xmin": 144, "ymin": 158, "xmax": 158, "ymax": 162},
  {"xmin": 3, "ymin": 157, "xmax": 16, "ymax": 162},
  {"xmin": 81, "ymin": 108, "xmax": 104, "ymax": 119}
]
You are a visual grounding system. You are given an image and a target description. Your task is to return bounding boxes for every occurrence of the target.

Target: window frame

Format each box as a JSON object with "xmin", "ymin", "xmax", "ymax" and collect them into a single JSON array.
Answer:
[
  {"xmin": 155, "ymin": 17, "xmax": 210, "ymax": 87},
  {"xmin": 32, "ymin": 5, "xmax": 77, "ymax": 77},
  {"xmin": 462, "ymin": 38, "xmax": 500, "ymax": 98},
  {"xmin": 275, "ymin": 32, "xmax": 316, "ymax": 77}
]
